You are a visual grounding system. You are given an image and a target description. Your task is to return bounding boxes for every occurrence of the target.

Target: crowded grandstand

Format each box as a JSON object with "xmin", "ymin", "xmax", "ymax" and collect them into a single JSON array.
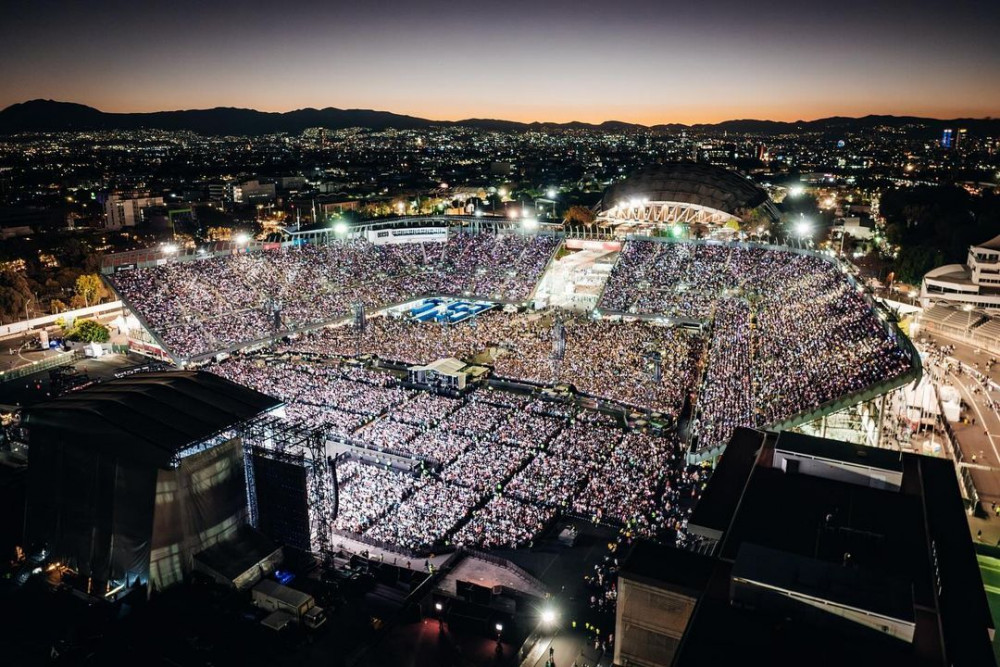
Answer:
[{"xmin": 101, "ymin": 174, "xmax": 919, "ymax": 558}]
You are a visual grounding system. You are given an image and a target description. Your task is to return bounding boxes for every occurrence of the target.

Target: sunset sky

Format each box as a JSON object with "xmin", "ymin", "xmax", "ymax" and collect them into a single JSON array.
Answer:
[{"xmin": 3, "ymin": 0, "xmax": 999, "ymax": 124}]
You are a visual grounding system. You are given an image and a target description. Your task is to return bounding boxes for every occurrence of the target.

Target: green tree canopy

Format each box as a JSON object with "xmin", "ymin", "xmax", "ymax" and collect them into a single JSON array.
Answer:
[{"xmin": 66, "ymin": 319, "xmax": 110, "ymax": 343}]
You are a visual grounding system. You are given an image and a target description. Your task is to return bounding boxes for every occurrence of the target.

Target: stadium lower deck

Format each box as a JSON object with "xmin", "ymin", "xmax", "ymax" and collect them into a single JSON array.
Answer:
[{"xmin": 109, "ymin": 231, "xmax": 920, "ymax": 556}]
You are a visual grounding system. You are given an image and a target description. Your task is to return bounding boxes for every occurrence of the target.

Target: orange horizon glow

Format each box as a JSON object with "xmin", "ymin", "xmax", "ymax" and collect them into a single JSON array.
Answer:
[{"xmin": 4, "ymin": 0, "xmax": 1000, "ymax": 128}]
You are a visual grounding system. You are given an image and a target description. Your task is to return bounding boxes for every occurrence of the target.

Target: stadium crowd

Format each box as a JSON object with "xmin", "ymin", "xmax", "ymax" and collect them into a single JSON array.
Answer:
[
  {"xmin": 188, "ymin": 235, "xmax": 915, "ymax": 553},
  {"xmin": 110, "ymin": 232, "xmax": 559, "ymax": 358},
  {"xmin": 601, "ymin": 241, "xmax": 914, "ymax": 449}
]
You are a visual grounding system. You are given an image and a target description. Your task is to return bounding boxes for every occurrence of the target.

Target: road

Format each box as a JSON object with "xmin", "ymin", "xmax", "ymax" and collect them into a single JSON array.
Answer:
[
  {"xmin": 919, "ymin": 332, "xmax": 1000, "ymax": 541},
  {"xmin": 521, "ymin": 630, "xmax": 608, "ymax": 667}
]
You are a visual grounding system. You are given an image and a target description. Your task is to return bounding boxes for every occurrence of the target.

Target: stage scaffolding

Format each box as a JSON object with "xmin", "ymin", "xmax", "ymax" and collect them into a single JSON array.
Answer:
[{"xmin": 240, "ymin": 416, "xmax": 337, "ymax": 555}]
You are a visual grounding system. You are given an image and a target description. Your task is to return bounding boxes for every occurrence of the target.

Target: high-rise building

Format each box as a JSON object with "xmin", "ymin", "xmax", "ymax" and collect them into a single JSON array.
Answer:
[
  {"xmin": 956, "ymin": 128, "xmax": 968, "ymax": 150},
  {"xmin": 941, "ymin": 128, "xmax": 954, "ymax": 149},
  {"xmin": 104, "ymin": 193, "xmax": 164, "ymax": 229}
]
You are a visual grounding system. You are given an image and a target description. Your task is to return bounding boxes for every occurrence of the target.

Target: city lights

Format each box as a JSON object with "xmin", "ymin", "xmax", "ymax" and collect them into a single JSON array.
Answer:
[{"xmin": 3, "ymin": 0, "xmax": 997, "ymax": 663}]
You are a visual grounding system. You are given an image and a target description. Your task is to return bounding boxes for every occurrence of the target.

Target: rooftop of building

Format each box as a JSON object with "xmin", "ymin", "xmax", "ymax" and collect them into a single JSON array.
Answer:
[
  {"xmin": 619, "ymin": 431, "xmax": 996, "ymax": 667},
  {"xmin": 599, "ymin": 161, "xmax": 776, "ymax": 219}
]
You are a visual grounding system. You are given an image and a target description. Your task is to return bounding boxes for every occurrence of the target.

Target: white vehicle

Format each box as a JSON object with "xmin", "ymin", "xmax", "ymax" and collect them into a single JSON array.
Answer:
[{"xmin": 251, "ymin": 579, "xmax": 326, "ymax": 630}]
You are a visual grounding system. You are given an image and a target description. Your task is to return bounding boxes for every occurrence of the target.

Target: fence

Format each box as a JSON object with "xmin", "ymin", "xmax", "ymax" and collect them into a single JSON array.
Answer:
[
  {"xmin": 0, "ymin": 351, "xmax": 79, "ymax": 384},
  {"xmin": 462, "ymin": 547, "xmax": 549, "ymax": 596}
]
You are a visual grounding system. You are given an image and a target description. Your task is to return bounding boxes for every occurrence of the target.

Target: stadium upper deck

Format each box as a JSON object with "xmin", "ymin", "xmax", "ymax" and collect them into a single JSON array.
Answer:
[{"xmin": 107, "ymin": 228, "xmax": 560, "ymax": 361}]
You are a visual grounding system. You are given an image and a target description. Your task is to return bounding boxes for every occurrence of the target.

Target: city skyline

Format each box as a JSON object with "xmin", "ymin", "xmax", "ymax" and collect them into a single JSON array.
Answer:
[{"xmin": 2, "ymin": 0, "xmax": 999, "ymax": 125}]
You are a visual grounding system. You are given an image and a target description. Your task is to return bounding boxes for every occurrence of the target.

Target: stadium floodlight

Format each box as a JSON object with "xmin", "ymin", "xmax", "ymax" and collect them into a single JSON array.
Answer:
[
  {"xmin": 523, "ymin": 217, "xmax": 539, "ymax": 231},
  {"xmin": 333, "ymin": 221, "xmax": 348, "ymax": 236},
  {"xmin": 795, "ymin": 219, "xmax": 812, "ymax": 237},
  {"xmin": 162, "ymin": 243, "xmax": 178, "ymax": 254},
  {"xmin": 234, "ymin": 232, "xmax": 250, "ymax": 245},
  {"xmin": 788, "ymin": 184, "xmax": 805, "ymax": 197},
  {"xmin": 541, "ymin": 607, "xmax": 557, "ymax": 626},
  {"xmin": 671, "ymin": 223, "xmax": 683, "ymax": 238},
  {"xmin": 546, "ymin": 188, "xmax": 557, "ymax": 199}
]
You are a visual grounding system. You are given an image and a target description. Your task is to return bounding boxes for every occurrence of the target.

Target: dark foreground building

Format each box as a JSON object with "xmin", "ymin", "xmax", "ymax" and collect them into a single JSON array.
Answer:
[
  {"xmin": 614, "ymin": 428, "xmax": 996, "ymax": 667},
  {"xmin": 23, "ymin": 371, "xmax": 282, "ymax": 596}
]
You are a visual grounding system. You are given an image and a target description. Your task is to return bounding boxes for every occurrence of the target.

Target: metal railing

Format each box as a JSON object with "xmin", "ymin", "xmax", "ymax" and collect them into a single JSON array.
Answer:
[{"xmin": 0, "ymin": 351, "xmax": 78, "ymax": 384}]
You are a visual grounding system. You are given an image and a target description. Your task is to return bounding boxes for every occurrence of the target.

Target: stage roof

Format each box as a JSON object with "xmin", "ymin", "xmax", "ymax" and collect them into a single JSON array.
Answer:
[
  {"xmin": 24, "ymin": 371, "xmax": 282, "ymax": 468},
  {"xmin": 599, "ymin": 162, "xmax": 775, "ymax": 218}
]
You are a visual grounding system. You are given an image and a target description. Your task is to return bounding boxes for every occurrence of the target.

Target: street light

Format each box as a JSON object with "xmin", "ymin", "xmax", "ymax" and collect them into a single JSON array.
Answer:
[
  {"xmin": 546, "ymin": 187, "xmax": 557, "ymax": 199},
  {"xmin": 541, "ymin": 607, "xmax": 557, "ymax": 626}
]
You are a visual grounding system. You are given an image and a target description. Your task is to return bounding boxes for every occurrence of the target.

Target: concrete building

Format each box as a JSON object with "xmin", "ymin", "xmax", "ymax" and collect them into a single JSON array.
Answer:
[
  {"xmin": 104, "ymin": 193, "xmax": 164, "ymax": 229},
  {"xmin": 921, "ymin": 235, "xmax": 1000, "ymax": 312},
  {"xmin": 233, "ymin": 179, "xmax": 276, "ymax": 204},
  {"xmin": 613, "ymin": 428, "xmax": 995, "ymax": 666}
]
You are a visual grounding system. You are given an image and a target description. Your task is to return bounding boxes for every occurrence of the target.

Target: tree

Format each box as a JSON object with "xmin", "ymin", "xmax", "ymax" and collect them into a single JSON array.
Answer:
[
  {"xmin": 563, "ymin": 205, "xmax": 596, "ymax": 226},
  {"xmin": 65, "ymin": 319, "xmax": 110, "ymax": 343},
  {"xmin": 0, "ymin": 270, "xmax": 34, "ymax": 323},
  {"xmin": 74, "ymin": 274, "xmax": 106, "ymax": 308},
  {"xmin": 50, "ymin": 299, "xmax": 68, "ymax": 314}
]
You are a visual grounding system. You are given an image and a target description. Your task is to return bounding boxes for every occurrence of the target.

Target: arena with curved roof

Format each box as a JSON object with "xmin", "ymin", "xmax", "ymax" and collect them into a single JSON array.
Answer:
[{"xmin": 596, "ymin": 161, "xmax": 779, "ymax": 233}]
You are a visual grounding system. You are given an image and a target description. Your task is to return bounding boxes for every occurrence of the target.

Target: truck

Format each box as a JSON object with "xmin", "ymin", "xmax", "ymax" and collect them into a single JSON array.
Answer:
[{"xmin": 251, "ymin": 579, "xmax": 326, "ymax": 630}]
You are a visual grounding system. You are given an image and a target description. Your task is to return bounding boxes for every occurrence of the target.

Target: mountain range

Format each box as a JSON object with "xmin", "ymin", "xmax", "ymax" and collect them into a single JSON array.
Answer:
[{"xmin": 1, "ymin": 99, "xmax": 997, "ymax": 137}]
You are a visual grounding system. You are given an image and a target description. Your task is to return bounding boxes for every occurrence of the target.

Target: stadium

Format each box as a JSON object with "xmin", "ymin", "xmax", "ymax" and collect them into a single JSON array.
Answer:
[{"xmin": 93, "ymin": 164, "xmax": 920, "ymax": 563}]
